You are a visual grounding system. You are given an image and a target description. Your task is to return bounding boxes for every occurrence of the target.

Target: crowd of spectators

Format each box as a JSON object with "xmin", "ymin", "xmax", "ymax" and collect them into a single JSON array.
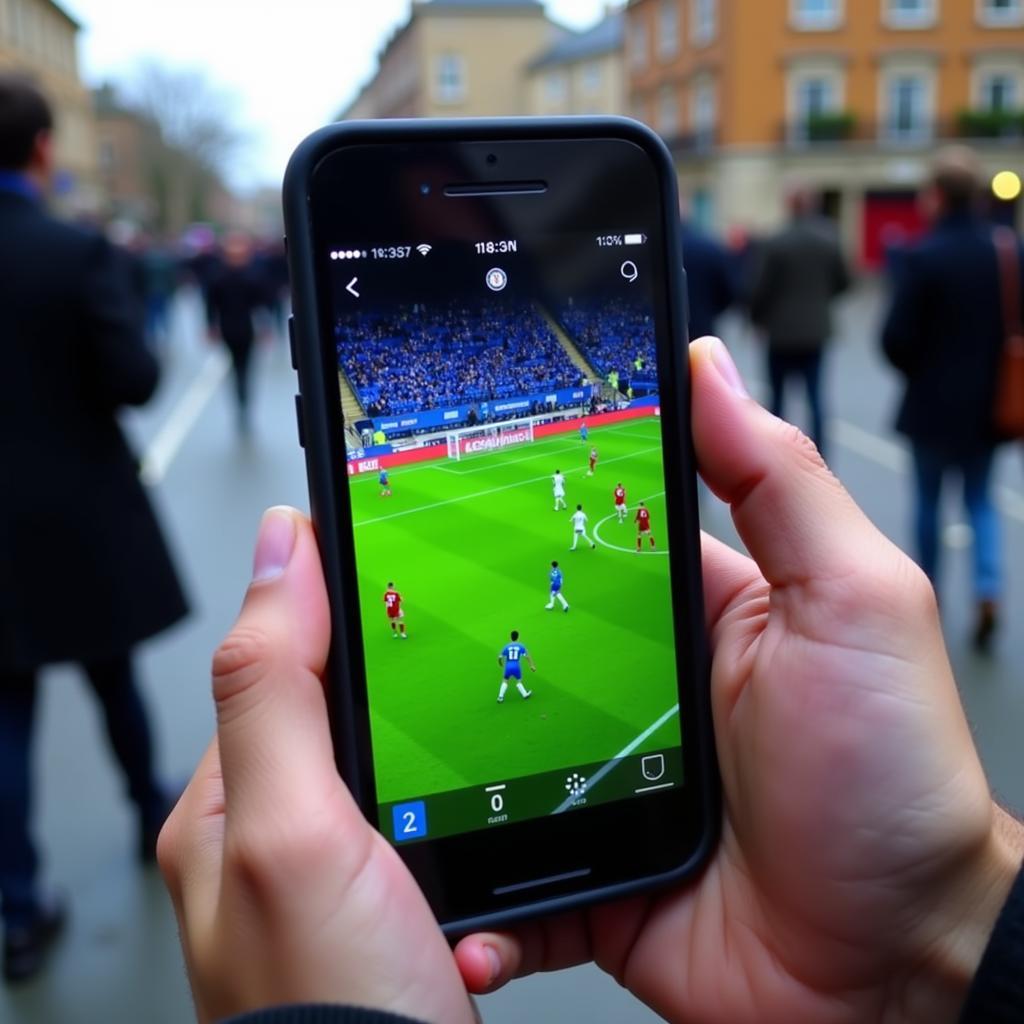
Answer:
[
  {"xmin": 558, "ymin": 300, "xmax": 657, "ymax": 389},
  {"xmin": 337, "ymin": 303, "xmax": 581, "ymax": 416}
]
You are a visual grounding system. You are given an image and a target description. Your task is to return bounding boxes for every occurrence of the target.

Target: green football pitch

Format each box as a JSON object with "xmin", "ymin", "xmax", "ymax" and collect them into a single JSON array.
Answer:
[{"xmin": 350, "ymin": 417, "xmax": 683, "ymax": 805}]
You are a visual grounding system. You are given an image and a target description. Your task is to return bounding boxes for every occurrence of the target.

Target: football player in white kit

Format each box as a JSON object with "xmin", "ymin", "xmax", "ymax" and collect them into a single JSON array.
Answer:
[
  {"xmin": 570, "ymin": 504, "xmax": 596, "ymax": 550},
  {"xmin": 552, "ymin": 469, "xmax": 567, "ymax": 511}
]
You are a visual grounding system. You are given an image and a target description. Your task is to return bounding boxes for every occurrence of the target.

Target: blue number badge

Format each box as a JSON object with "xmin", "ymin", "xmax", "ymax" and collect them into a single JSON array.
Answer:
[{"xmin": 392, "ymin": 800, "xmax": 428, "ymax": 842}]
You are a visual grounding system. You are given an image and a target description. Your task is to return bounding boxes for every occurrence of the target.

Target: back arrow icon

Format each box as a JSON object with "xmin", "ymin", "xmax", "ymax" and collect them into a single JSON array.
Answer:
[{"xmin": 346, "ymin": 277, "xmax": 360, "ymax": 298}]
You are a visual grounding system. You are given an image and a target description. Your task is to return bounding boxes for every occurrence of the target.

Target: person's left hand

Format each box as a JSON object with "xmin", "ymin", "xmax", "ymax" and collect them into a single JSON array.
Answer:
[{"xmin": 158, "ymin": 507, "xmax": 478, "ymax": 1024}]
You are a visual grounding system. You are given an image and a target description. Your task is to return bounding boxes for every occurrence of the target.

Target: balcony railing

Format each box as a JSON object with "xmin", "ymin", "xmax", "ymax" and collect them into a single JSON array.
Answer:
[{"xmin": 780, "ymin": 113, "xmax": 1024, "ymax": 149}]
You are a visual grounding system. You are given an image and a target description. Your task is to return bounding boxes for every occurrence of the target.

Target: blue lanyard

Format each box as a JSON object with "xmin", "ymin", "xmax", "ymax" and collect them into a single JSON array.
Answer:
[{"xmin": 0, "ymin": 171, "xmax": 39, "ymax": 201}]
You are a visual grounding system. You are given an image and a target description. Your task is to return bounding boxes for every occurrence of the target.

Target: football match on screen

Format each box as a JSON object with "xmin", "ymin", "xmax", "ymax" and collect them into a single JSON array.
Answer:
[{"xmin": 337, "ymin": 294, "xmax": 683, "ymax": 842}]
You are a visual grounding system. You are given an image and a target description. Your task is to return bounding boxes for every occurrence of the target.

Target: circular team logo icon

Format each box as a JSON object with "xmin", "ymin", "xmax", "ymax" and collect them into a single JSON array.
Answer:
[{"xmin": 486, "ymin": 267, "xmax": 508, "ymax": 292}]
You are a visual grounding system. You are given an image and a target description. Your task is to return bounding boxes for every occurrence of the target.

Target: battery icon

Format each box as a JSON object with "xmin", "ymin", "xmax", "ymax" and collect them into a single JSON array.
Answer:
[{"xmin": 624, "ymin": 233, "xmax": 646, "ymax": 245}]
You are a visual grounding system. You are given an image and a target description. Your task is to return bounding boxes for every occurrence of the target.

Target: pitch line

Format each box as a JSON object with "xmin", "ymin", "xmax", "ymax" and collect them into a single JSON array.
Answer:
[
  {"xmin": 354, "ymin": 446, "xmax": 661, "ymax": 527},
  {"xmin": 593, "ymin": 491, "xmax": 669, "ymax": 555},
  {"xmin": 140, "ymin": 349, "xmax": 230, "ymax": 486},
  {"xmin": 552, "ymin": 703, "xmax": 680, "ymax": 815}
]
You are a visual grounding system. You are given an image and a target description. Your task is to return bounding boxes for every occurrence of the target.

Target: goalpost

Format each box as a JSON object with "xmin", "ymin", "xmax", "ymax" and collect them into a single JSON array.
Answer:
[{"xmin": 446, "ymin": 417, "xmax": 536, "ymax": 462}]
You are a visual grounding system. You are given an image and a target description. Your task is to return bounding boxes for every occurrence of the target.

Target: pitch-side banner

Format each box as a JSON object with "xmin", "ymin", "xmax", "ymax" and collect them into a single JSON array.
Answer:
[{"xmin": 459, "ymin": 427, "xmax": 531, "ymax": 455}]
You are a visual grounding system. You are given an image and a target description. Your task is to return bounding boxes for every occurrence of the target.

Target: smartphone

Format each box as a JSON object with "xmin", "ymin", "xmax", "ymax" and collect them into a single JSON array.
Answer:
[{"xmin": 283, "ymin": 117, "xmax": 717, "ymax": 933}]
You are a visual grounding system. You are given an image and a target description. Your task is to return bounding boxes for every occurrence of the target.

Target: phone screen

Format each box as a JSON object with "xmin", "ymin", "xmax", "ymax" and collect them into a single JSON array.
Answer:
[{"xmin": 310, "ymin": 137, "xmax": 701, "ymax": 871}]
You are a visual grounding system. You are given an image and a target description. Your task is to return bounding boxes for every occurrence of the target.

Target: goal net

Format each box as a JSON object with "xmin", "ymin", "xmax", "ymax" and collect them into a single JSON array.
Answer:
[{"xmin": 446, "ymin": 418, "xmax": 536, "ymax": 461}]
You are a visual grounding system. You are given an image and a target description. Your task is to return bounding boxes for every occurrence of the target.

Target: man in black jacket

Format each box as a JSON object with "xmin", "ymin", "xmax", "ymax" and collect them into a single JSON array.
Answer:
[
  {"xmin": 0, "ymin": 74, "xmax": 188, "ymax": 981},
  {"xmin": 882, "ymin": 147, "xmax": 1021, "ymax": 650}
]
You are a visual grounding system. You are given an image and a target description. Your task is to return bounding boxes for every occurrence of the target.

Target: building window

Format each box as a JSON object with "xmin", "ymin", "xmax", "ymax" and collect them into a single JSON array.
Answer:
[
  {"xmin": 885, "ymin": 73, "xmax": 931, "ymax": 141},
  {"xmin": 99, "ymin": 140, "xmax": 116, "ymax": 173},
  {"xmin": 581, "ymin": 61, "xmax": 603, "ymax": 95},
  {"xmin": 658, "ymin": 84, "xmax": 679, "ymax": 136},
  {"xmin": 884, "ymin": 0, "xmax": 937, "ymax": 27},
  {"xmin": 791, "ymin": 0, "xmax": 843, "ymax": 30},
  {"xmin": 435, "ymin": 53, "xmax": 466, "ymax": 104},
  {"xmin": 630, "ymin": 17, "xmax": 649, "ymax": 70},
  {"xmin": 691, "ymin": 0, "xmax": 717, "ymax": 45},
  {"xmin": 545, "ymin": 71, "xmax": 568, "ymax": 104},
  {"xmin": 977, "ymin": 0, "xmax": 1024, "ymax": 26},
  {"xmin": 658, "ymin": 0, "xmax": 679, "ymax": 59},
  {"xmin": 692, "ymin": 77, "xmax": 717, "ymax": 147},
  {"xmin": 981, "ymin": 71, "xmax": 1018, "ymax": 110}
]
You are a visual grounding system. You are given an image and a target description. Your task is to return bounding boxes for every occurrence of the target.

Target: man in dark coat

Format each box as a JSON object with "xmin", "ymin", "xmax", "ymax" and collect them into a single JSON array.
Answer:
[
  {"xmin": 680, "ymin": 217, "xmax": 737, "ymax": 341},
  {"xmin": 749, "ymin": 183, "xmax": 850, "ymax": 455},
  {"xmin": 0, "ymin": 74, "xmax": 188, "ymax": 981},
  {"xmin": 882, "ymin": 146, "xmax": 1021, "ymax": 650}
]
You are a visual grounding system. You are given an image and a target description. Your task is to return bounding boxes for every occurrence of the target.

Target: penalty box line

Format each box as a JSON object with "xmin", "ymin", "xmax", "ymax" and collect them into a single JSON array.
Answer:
[
  {"xmin": 551, "ymin": 703, "xmax": 680, "ymax": 815},
  {"xmin": 354, "ymin": 445, "xmax": 662, "ymax": 528}
]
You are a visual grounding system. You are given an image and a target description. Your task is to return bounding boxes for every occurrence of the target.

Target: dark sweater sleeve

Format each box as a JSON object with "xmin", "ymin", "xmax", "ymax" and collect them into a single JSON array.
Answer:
[{"xmin": 958, "ymin": 864, "xmax": 1024, "ymax": 1022}]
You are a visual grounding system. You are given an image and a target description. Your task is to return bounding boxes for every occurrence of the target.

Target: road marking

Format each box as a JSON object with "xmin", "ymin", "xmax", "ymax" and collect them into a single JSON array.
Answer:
[
  {"xmin": 140, "ymin": 350, "xmax": 230, "ymax": 486},
  {"xmin": 592, "ymin": 492, "xmax": 669, "ymax": 555},
  {"xmin": 551, "ymin": 703, "xmax": 679, "ymax": 814},
  {"xmin": 354, "ymin": 446, "xmax": 661, "ymax": 527}
]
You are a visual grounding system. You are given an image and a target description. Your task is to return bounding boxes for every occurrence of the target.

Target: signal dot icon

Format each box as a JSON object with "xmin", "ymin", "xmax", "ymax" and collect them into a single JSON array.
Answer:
[{"xmin": 416, "ymin": 244, "xmax": 432, "ymax": 256}]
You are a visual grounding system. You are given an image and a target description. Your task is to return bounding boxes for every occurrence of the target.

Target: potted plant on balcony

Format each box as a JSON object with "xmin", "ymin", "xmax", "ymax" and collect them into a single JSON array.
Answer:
[
  {"xmin": 957, "ymin": 109, "xmax": 1024, "ymax": 139},
  {"xmin": 805, "ymin": 111, "xmax": 856, "ymax": 142}
]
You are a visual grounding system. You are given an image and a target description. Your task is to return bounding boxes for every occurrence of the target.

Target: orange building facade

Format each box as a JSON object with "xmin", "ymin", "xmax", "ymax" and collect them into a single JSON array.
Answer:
[{"xmin": 627, "ymin": 0, "xmax": 1024, "ymax": 265}]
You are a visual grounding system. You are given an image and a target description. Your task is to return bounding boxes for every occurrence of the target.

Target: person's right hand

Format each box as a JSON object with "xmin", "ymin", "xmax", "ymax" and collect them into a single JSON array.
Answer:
[{"xmin": 456, "ymin": 337, "xmax": 1021, "ymax": 1023}]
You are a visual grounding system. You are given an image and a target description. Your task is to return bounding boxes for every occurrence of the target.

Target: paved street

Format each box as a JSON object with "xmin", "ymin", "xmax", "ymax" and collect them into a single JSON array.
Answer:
[{"xmin": 3, "ymin": 282, "xmax": 1023, "ymax": 1023}]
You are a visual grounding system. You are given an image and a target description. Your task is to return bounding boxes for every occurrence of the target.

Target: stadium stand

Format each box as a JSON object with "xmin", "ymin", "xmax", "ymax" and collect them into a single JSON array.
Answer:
[
  {"xmin": 558, "ymin": 301, "xmax": 657, "ymax": 386},
  {"xmin": 337, "ymin": 303, "xmax": 581, "ymax": 416}
]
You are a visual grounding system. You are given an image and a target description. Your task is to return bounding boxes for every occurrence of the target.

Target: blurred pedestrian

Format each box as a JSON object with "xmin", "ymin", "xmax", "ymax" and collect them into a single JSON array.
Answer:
[
  {"xmin": 881, "ymin": 146, "xmax": 1022, "ymax": 650},
  {"xmin": 680, "ymin": 210, "xmax": 737, "ymax": 340},
  {"xmin": 255, "ymin": 237, "xmax": 289, "ymax": 339},
  {"xmin": 749, "ymin": 181, "xmax": 850, "ymax": 455},
  {"xmin": 207, "ymin": 231, "xmax": 273, "ymax": 439},
  {"xmin": 140, "ymin": 234, "xmax": 181, "ymax": 351},
  {"xmin": 0, "ymin": 73, "xmax": 188, "ymax": 981}
]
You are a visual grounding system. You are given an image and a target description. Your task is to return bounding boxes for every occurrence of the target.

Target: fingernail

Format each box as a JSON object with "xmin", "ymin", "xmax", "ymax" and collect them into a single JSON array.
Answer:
[
  {"xmin": 708, "ymin": 338, "xmax": 749, "ymax": 398},
  {"xmin": 252, "ymin": 507, "xmax": 297, "ymax": 582},
  {"xmin": 485, "ymin": 945, "xmax": 501, "ymax": 986}
]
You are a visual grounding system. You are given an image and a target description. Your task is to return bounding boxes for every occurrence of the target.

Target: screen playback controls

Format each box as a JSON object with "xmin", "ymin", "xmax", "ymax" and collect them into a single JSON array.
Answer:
[{"xmin": 381, "ymin": 747, "xmax": 682, "ymax": 846}]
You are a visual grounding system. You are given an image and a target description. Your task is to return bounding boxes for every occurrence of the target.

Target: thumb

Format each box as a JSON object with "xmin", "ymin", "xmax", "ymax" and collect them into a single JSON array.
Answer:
[
  {"xmin": 212, "ymin": 506, "xmax": 345, "ymax": 841},
  {"xmin": 690, "ymin": 337, "xmax": 899, "ymax": 588}
]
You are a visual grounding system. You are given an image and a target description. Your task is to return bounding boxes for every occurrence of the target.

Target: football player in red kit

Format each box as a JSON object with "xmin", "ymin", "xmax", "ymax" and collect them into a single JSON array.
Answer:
[
  {"xmin": 614, "ymin": 482, "xmax": 627, "ymax": 523},
  {"xmin": 383, "ymin": 582, "xmax": 407, "ymax": 638},
  {"xmin": 634, "ymin": 502, "xmax": 655, "ymax": 551}
]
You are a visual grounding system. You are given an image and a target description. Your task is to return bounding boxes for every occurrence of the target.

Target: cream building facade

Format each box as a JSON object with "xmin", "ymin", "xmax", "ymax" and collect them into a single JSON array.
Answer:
[
  {"xmin": 342, "ymin": 0, "xmax": 565, "ymax": 120},
  {"xmin": 525, "ymin": 10, "xmax": 625, "ymax": 116}
]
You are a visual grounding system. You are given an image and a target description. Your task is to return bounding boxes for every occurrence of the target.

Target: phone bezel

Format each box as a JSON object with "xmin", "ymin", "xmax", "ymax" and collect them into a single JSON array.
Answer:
[{"xmin": 284, "ymin": 117, "xmax": 719, "ymax": 933}]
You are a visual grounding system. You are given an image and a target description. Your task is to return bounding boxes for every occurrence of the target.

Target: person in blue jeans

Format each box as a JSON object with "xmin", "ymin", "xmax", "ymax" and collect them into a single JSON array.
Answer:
[{"xmin": 882, "ymin": 146, "xmax": 1021, "ymax": 650}]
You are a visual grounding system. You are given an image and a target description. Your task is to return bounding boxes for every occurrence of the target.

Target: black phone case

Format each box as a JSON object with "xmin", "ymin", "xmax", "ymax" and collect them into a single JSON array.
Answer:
[{"xmin": 282, "ymin": 116, "xmax": 720, "ymax": 934}]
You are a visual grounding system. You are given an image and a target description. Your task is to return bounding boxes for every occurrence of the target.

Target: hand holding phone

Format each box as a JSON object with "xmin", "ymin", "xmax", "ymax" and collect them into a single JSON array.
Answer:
[
  {"xmin": 157, "ymin": 507, "xmax": 480, "ymax": 1024},
  {"xmin": 159, "ymin": 341, "xmax": 1015, "ymax": 1024},
  {"xmin": 457, "ymin": 339, "xmax": 1015, "ymax": 1024}
]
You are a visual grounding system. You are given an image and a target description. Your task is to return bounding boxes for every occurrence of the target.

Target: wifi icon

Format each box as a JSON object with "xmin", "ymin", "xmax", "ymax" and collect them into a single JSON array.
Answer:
[{"xmin": 416, "ymin": 244, "xmax": 432, "ymax": 256}]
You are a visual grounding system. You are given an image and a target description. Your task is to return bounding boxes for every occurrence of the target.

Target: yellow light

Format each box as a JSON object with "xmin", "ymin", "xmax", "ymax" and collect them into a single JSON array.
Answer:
[{"xmin": 992, "ymin": 170, "xmax": 1022, "ymax": 202}]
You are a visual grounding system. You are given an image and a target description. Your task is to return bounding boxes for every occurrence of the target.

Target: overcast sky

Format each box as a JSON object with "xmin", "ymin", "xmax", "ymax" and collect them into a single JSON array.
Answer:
[{"xmin": 62, "ymin": 0, "xmax": 622, "ymax": 190}]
